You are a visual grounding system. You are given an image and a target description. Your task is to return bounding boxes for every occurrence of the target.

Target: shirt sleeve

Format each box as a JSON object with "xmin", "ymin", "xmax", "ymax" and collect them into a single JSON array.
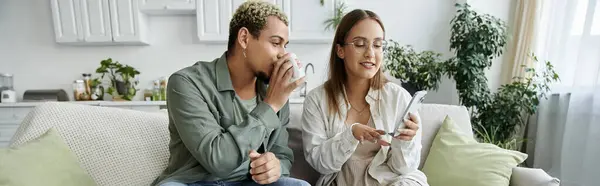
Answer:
[{"xmin": 167, "ymin": 74, "xmax": 282, "ymax": 178}]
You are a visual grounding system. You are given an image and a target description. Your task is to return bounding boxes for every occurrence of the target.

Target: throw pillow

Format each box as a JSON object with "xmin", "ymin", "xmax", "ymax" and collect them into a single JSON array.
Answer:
[
  {"xmin": 0, "ymin": 128, "xmax": 97, "ymax": 186},
  {"xmin": 422, "ymin": 116, "xmax": 528, "ymax": 186}
]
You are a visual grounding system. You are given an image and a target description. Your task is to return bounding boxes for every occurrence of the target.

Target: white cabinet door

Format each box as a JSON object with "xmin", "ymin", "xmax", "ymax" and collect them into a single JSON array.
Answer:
[
  {"xmin": 109, "ymin": 0, "xmax": 149, "ymax": 44},
  {"xmin": 140, "ymin": 0, "xmax": 195, "ymax": 14},
  {"xmin": 197, "ymin": 0, "xmax": 285, "ymax": 43},
  {"xmin": 50, "ymin": 0, "xmax": 83, "ymax": 43},
  {"xmin": 284, "ymin": 0, "xmax": 334, "ymax": 43},
  {"xmin": 196, "ymin": 0, "xmax": 332, "ymax": 43},
  {"xmin": 196, "ymin": 0, "xmax": 236, "ymax": 43},
  {"xmin": 80, "ymin": 0, "xmax": 113, "ymax": 42}
]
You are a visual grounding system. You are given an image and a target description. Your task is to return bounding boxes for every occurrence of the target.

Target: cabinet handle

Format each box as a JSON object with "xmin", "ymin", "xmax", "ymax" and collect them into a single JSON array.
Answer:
[{"xmin": 164, "ymin": 5, "xmax": 169, "ymax": 9}]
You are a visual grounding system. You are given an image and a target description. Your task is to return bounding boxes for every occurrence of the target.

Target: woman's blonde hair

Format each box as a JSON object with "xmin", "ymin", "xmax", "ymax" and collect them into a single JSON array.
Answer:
[{"xmin": 324, "ymin": 9, "xmax": 388, "ymax": 118}]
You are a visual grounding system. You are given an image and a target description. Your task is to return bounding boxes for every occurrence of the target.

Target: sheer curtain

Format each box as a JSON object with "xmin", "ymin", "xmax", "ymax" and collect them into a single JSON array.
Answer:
[{"xmin": 532, "ymin": 0, "xmax": 600, "ymax": 185}]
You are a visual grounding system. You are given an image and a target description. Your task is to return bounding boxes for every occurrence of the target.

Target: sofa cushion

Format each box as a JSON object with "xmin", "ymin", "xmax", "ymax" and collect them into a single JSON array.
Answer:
[
  {"xmin": 9, "ymin": 102, "xmax": 170, "ymax": 186},
  {"xmin": 422, "ymin": 116, "xmax": 527, "ymax": 186},
  {"xmin": 0, "ymin": 128, "xmax": 97, "ymax": 186},
  {"xmin": 418, "ymin": 104, "xmax": 472, "ymax": 169}
]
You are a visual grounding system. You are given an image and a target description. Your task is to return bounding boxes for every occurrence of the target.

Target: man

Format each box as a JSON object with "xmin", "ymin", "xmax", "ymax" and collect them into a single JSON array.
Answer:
[{"xmin": 152, "ymin": 1, "xmax": 309, "ymax": 186}]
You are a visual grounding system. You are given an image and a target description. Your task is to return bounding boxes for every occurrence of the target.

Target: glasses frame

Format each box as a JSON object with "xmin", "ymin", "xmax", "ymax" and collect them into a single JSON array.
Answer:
[{"xmin": 343, "ymin": 39, "xmax": 388, "ymax": 54}]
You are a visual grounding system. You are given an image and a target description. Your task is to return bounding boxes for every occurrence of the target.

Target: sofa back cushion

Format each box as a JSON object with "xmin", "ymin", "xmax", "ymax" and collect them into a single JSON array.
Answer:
[
  {"xmin": 287, "ymin": 103, "xmax": 474, "ymax": 184},
  {"xmin": 10, "ymin": 102, "xmax": 170, "ymax": 186},
  {"xmin": 418, "ymin": 103, "xmax": 473, "ymax": 169}
]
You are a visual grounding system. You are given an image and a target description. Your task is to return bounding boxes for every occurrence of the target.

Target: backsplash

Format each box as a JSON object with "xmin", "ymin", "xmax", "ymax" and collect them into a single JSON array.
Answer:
[
  {"xmin": 0, "ymin": 11, "xmax": 331, "ymax": 101},
  {"xmin": 1, "ymin": 0, "xmax": 512, "ymax": 105}
]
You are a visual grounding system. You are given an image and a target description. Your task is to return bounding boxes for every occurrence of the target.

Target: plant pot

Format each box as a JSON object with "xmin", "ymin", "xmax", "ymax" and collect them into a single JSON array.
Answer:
[
  {"xmin": 112, "ymin": 95, "xmax": 126, "ymax": 101},
  {"xmin": 401, "ymin": 82, "xmax": 419, "ymax": 96},
  {"xmin": 114, "ymin": 80, "xmax": 128, "ymax": 95}
]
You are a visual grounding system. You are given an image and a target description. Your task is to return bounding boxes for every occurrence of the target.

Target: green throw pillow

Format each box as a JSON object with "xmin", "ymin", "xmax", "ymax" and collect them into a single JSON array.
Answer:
[
  {"xmin": 422, "ymin": 116, "xmax": 527, "ymax": 186},
  {"xmin": 0, "ymin": 128, "xmax": 97, "ymax": 186}
]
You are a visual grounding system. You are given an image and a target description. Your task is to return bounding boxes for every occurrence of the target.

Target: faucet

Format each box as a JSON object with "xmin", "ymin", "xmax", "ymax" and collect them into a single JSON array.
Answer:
[{"xmin": 300, "ymin": 63, "xmax": 315, "ymax": 97}]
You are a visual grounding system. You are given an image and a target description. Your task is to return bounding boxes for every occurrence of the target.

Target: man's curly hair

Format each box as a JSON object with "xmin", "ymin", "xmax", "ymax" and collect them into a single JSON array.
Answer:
[{"xmin": 227, "ymin": 0, "xmax": 289, "ymax": 52}]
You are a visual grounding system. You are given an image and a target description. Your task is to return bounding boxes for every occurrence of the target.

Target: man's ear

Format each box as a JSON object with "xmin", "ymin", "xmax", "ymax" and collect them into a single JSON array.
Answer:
[
  {"xmin": 237, "ymin": 27, "xmax": 250, "ymax": 50},
  {"xmin": 336, "ymin": 44, "xmax": 345, "ymax": 59}
]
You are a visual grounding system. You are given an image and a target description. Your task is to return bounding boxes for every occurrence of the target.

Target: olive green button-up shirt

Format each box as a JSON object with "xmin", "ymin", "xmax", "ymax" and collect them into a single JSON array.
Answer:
[{"xmin": 152, "ymin": 52, "xmax": 294, "ymax": 185}]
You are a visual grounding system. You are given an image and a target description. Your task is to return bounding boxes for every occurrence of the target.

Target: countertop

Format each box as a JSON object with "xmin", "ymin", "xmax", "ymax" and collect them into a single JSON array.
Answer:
[
  {"xmin": 0, "ymin": 97, "xmax": 305, "ymax": 108},
  {"xmin": 0, "ymin": 101, "xmax": 167, "ymax": 107}
]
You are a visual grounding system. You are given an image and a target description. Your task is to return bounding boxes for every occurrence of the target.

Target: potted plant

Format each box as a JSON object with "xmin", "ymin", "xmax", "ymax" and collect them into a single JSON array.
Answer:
[
  {"xmin": 89, "ymin": 78, "xmax": 104, "ymax": 101},
  {"xmin": 447, "ymin": 3, "xmax": 508, "ymax": 109},
  {"xmin": 383, "ymin": 3, "xmax": 561, "ymax": 150},
  {"xmin": 473, "ymin": 55, "xmax": 559, "ymax": 148},
  {"xmin": 383, "ymin": 40, "xmax": 449, "ymax": 95},
  {"xmin": 448, "ymin": 3, "xmax": 560, "ymax": 149},
  {"xmin": 95, "ymin": 58, "xmax": 141, "ymax": 101}
]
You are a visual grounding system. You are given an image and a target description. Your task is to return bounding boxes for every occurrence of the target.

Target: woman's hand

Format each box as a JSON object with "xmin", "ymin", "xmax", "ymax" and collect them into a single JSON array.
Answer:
[
  {"xmin": 352, "ymin": 124, "xmax": 390, "ymax": 146},
  {"xmin": 394, "ymin": 113, "xmax": 419, "ymax": 141}
]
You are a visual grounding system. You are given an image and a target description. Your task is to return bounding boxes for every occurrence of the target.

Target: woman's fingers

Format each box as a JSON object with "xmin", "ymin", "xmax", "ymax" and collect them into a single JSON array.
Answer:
[
  {"xmin": 363, "ymin": 133, "xmax": 375, "ymax": 141},
  {"xmin": 377, "ymin": 139, "xmax": 391, "ymax": 146},
  {"xmin": 408, "ymin": 113, "xmax": 419, "ymax": 124},
  {"xmin": 404, "ymin": 120, "xmax": 419, "ymax": 131},
  {"xmin": 375, "ymin": 130, "xmax": 386, "ymax": 135}
]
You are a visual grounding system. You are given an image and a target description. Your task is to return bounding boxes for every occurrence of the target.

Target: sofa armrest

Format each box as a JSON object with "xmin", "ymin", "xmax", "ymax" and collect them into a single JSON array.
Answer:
[{"xmin": 510, "ymin": 167, "xmax": 560, "ymax": 186}]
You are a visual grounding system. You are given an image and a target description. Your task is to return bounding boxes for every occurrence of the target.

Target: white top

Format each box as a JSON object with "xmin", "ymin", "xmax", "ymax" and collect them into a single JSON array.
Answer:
[
  {"xmin": 335, "ymin": 117, "xmax": 381, "ymax": 186},
  {"xmin": 301, "ymin": 83, "xmax": 426, "ymax": 185}
]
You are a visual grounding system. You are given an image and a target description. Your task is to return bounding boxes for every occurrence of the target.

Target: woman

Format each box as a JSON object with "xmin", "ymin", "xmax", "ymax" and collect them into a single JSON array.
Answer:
[{"xmin": 301, "ymin": 9, "xmax": 429, "ymax": 186}]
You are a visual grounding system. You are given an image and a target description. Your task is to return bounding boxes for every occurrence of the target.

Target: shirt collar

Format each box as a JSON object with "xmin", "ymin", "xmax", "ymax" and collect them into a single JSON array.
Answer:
[
  {"xmin": 215, "ymin": 52, "xmax": 234, "ymax": 92},
  {"xmin": 214, "ymin": 52, "xmax": 267, "ymax": 98}
]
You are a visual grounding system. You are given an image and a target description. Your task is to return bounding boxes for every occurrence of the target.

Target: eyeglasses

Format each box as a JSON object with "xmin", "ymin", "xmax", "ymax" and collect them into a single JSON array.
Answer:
[{"xmin": 343, "ymin": 38, "xmax": 387, "ymax": 54}]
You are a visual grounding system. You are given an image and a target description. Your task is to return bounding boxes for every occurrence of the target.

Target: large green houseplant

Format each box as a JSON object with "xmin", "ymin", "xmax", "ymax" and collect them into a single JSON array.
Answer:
[
  {"xmin": 95, "ymin": 58, "xmax": 141, "ymax": 101},
  {"xmin": 448, "ymin": 3, "xmax": 560, "ymax": 147},
  {"xmin": 447, "ymin": 3, "xmax": 508, "ymax": 109},
  {"xmin": 473, "ymin": 55, "xmax": 559, "ymax": 148},
  {"xmin": 384, "ymin": 3, "xmax": 560, "ymax": 150}
]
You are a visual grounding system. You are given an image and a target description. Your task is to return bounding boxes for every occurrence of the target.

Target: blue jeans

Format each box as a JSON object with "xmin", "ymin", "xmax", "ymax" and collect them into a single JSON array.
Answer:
[{"xmin": 160, "ymin": 177, "xmax": 310, "ymax": 186}]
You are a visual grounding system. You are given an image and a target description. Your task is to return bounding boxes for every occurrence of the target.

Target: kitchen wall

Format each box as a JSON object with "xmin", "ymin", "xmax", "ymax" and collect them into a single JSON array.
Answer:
[{"xmin": 0, "ymin": 0, "xmax": 514, "ymax": 104}]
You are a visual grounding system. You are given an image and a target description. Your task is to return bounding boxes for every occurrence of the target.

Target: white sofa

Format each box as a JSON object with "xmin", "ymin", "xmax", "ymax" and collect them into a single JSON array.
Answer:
[{"xmin": 9, "ymin": 102, "xmax": 559, "ymax": 186}]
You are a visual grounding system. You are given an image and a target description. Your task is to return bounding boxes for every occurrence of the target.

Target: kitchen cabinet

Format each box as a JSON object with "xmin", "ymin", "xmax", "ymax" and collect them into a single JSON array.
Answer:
[
  {"xmin": 50, "ymin": 0, "xmax": 149, "ymax": 45},
  {"xmin": 286, "ymin": 0, "xmax": 335, "ymax": 43},
  {"xmin": 196, "ymin": 0, "xmax": 244, "ymax": 43},
  {"xmin": 109, "ymin": 0, "xmax": 150, "ymax": 44},
  {"xmin": 0, "ymin": 101, "xmax": 166, "ymax": 148},
  {"xmin": 196, "ymin": 0, "xmax": 335, "ymax": 43},
  {"xmin": 50, "ymin": 0, "xmax": 82, "ymax": 43},
  {"xmin": 80, "ymin": 0, "xmax": 113, "ymax": 42},
  {"xmin": 139, "ymin": 0, "xmax": 196, "ymax": 15}
]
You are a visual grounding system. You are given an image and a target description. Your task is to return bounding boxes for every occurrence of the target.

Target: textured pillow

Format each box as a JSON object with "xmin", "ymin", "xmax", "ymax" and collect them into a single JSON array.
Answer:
[
  {"xmin": 422, "ymin": 116, "xmax": 528, "ymax": 186},
  {"xmin": 0, "ymin": 128, "xmax": 96, "ymax": 186}
]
